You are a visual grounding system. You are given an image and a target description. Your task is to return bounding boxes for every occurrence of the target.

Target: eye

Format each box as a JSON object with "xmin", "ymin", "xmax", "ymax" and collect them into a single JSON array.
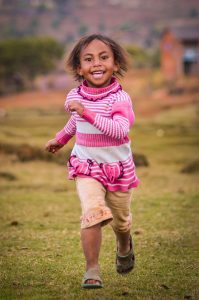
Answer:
[
  {"xmin": 101, "ymin": 55, "xmax": 108, "ymax": 60},
  {"xmin": 84, "ymin": 57, "xmax": 92, "ymax": 62}
]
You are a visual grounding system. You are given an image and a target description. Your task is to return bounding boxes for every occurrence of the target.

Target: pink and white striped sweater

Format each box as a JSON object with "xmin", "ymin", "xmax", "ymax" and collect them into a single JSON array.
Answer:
[{"xmin": 56, "ymin": 77, "xmax": 139, "ymax": 191}]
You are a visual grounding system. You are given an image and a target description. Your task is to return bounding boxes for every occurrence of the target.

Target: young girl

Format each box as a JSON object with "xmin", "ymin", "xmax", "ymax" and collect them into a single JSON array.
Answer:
[{"xmin": 45, "ymin": 34, "xmax": 139, "ymax": 289}]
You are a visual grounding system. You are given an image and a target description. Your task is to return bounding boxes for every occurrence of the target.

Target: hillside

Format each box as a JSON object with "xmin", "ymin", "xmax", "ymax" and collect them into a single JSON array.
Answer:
[{"xmin": 0, "ymin": 0, "xmax": 199, "ymax": 47}]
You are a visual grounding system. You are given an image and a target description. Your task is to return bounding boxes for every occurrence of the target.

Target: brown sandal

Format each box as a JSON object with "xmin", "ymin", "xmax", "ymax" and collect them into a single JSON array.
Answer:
[{"xmin": 116, "ymin": 235, "xmax": 135, "ymax": 274}]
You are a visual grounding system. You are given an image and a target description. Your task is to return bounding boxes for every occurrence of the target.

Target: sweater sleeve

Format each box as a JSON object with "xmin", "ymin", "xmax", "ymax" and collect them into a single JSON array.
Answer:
[
  {"xmin": 55, "ymin": 116, "xmax": 76, "ymax": 145},
  {"xmin": 81, "ymin": 100, "xmax": 135, "ymax": 140}
]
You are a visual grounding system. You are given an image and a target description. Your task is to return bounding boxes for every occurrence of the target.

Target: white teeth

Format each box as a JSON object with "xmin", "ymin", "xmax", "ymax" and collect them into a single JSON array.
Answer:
[{"xmin": 92, "ymin": 71, "xmax": 103, "ymax": 79}]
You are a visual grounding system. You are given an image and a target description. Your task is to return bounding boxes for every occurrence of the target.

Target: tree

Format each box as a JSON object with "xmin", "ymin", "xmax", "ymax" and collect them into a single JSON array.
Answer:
[{"xmin": 0, "ymin": 37, "xmax": 64, "ymax": 93}]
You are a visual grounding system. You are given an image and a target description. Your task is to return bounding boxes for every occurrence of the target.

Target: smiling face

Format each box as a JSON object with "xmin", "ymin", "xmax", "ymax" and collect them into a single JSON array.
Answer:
[{"xmin": 77, "ymin": 39, "xmax": 118, "ymax": 88}]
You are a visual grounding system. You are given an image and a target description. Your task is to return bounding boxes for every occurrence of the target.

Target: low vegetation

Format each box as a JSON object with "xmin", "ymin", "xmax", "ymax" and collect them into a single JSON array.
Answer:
[{"xmin": 125, "ymin": 45, "xmax": 160, "ymax": 69}]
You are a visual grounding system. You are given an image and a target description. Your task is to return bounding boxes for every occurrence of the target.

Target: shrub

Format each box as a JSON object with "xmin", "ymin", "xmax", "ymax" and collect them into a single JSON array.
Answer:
[
  {"xmin": 125, "ymin": 44, "xmax": 160, "ymax": 69},
  {"xmin": 0, "ymin": 142, "xmax": 71, "ymax": 164},
  {"xmin": 0, "ymin": 37, "xmax": 64, "ymax": 93}
]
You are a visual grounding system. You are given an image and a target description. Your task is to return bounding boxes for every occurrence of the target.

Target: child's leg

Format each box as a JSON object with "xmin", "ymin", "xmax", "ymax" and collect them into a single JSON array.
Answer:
[
  {"xmin": 114, "ymin": 229, "xmax": 131, "ymax": 255},
  {"xmin": 76, "ymin": 177, "xmax": 113, "ymax": 286},
  {"xmin": 81, "ymin": 223, "xmax": 102, "ymax": 270},
  {"xmin": 106, "ymin": 189, "xmax": 134, "ymax": 273},
  {"xmin": 106, "ymin": 189, "xmax": 133, "ymax": 255}
]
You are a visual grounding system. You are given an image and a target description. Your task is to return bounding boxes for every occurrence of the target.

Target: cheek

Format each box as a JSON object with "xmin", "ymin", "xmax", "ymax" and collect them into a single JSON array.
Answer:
[{"xmin": 78, "ymin": 63, "xmax": 90, "ymax": 74}]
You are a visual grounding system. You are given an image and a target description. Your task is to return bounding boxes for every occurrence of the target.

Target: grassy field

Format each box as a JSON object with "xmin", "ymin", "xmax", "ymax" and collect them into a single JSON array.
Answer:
[{"xmin": 0, "ymin": 99, "xmax": 199, "ymax": 299}]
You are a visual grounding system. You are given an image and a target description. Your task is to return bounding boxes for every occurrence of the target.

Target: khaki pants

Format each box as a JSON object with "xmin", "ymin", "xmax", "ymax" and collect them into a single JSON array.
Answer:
[{"xmin": 76, "ymin": 177, "xmax": 133, "ymax": 232}]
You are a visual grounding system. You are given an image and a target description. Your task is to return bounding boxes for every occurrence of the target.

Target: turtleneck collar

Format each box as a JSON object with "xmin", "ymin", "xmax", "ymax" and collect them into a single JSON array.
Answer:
[{"xmin": 77, "ymin": 77, "xmax": 122, "ymax": 101}]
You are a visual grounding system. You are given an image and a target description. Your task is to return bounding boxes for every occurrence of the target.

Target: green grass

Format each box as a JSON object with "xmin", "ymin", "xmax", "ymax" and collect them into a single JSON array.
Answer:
[{"xmin": 0, "ymin": 104, "xmax": 199, "ymax": 299}]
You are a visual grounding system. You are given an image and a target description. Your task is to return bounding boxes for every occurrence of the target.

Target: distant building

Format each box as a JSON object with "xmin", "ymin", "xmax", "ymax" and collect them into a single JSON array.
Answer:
[{"xmin": 160, "ymin": 24, "xmax": 199, "ymax": 79}]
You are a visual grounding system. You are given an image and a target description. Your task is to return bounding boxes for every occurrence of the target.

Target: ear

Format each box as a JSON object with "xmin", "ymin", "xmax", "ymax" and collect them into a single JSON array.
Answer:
[
  {"xmin": 77, "ymin": 65, "xmax": 83, "ymax": 76},
  {"xmin": 113, "ymin": 62, "xmax": 119, "ymax": 73}
]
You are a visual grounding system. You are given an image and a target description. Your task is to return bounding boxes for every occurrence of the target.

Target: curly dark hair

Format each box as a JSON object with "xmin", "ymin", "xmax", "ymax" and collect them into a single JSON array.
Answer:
[{"xmin": 66, "ymin": 34, "xmax": 129, "ymax": 81}]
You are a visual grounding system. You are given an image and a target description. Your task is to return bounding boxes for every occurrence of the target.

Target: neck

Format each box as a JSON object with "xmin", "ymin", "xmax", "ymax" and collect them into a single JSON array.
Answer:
[{"xmin": 77, "ymin": 77, "xmax": 122, "ymax": 101}]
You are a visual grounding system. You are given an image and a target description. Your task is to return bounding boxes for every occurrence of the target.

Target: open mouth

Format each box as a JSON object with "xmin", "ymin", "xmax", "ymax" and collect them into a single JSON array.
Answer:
[{"xmin": 92, "ymin": 71, "xmax": 104, "ymax": 79}]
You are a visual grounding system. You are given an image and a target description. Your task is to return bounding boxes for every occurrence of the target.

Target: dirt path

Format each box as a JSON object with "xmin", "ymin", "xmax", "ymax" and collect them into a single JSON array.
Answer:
[
  {"xmin": 0, "ymin": 74, "xmax": 198, "ymax": 117},
  {"xmin": 0, "ymin": 90, "xmax": 68, "ymax": 109}
]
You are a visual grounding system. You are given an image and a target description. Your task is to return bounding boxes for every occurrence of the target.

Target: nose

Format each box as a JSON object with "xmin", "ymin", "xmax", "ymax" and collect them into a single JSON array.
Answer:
[{"xmin": 93, "ymin": 58, "xmax": 101, "ymax": 66}]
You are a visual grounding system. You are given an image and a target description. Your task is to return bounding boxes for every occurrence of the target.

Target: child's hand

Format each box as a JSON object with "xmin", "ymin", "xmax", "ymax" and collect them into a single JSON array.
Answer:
[
  {"xmin": 68, "ymin": 101, "xmax": 84, "ymax": 116},
  {"xmin": 45, "ymin": 138, "xmax": 64, "ymax": 153}
]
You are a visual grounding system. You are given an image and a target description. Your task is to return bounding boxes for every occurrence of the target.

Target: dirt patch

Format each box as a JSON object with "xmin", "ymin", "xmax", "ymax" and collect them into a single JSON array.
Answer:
[{"xmin": 136, "ymin": 92, "xmax": 199, "ymax": 117}]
